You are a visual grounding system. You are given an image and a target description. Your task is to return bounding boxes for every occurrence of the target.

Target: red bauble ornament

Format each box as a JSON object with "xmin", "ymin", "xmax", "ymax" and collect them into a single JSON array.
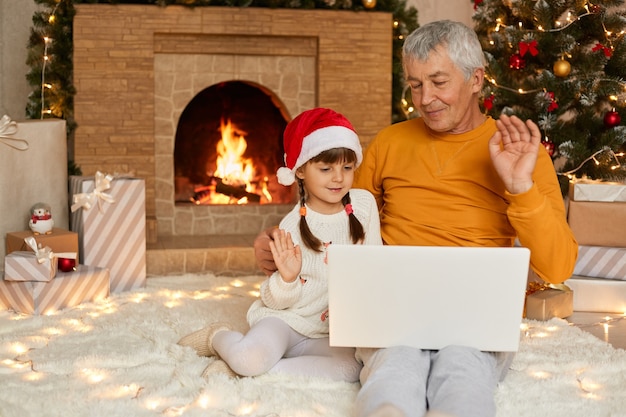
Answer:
[
  {"xmin": 604, "ymin": 110, "xmax": 621, "ymax": 128},
  {"xmin": 58, "ymin": 257, "xmax": 76, "ymax": 272},
  {"xmin": 541, "ymin": 139, "xmax": 555, "ymax": 157},
  {"xmin": 509, "ymin": 54, "xmax": 525, "ymax": 70}
]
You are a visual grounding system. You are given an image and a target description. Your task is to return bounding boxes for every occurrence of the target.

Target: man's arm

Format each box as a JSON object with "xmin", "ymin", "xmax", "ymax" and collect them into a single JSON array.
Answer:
[{"xmin": 254, "ymin": 226, "xmax": 278, "ymax": 276}]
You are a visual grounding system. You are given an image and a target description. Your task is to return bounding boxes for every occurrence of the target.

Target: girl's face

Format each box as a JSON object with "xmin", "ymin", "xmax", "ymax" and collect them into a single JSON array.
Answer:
[{"xmin": 296, "ymin": 159, "xmax": 355, "ymax": 214}]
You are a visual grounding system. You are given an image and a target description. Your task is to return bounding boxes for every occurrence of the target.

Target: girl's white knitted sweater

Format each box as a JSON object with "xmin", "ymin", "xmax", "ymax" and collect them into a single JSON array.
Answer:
[{"xmin": 246, "ymin": 188, "xmax": 382, "ymax": 338}]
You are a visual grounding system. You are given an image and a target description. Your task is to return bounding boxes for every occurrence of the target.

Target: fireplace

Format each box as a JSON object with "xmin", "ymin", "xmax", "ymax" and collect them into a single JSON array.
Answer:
[
  {"xmin": 72, "ymin": 4, "xmax": 393, "ymax": 238},
  {"xmin": 174, "ymin": 80, "xmax": 292, "ymax": 205}
]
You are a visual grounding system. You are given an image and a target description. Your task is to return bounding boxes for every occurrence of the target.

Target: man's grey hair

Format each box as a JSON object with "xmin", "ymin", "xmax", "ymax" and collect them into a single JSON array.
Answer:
[{"xmin": 402, "ymin": 20, "xmax": 485, "ymax": 80}]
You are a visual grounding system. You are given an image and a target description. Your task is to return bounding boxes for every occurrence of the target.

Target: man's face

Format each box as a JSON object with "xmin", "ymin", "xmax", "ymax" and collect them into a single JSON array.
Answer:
[{"xmin": 405, "ymin": 46, "xmax": 483, "ymax": 134}]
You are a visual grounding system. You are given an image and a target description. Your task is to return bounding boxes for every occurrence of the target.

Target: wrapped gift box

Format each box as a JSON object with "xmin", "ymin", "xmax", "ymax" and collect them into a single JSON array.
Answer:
[
  {"xmin": 565, "ymin": 275, "xmax": 626, "ymax": 313},
  {"xmin": 525, "ymin": 282, "xmax": 573, "ymax": 321},
  {"xmin": 0, "ymin": 265, "xmax": 110, "ymax": 315},
  {"xmin": 574, "ymin": 245, "xmax": 626, "ymax": 280},
  {"xmin": 6, "ymin": 228, "xmax": 79, "ymax": 260},
  {"xmin": 569, "ymin": 181, "xmax": 626, "ymax": 202},
  {"xmin": 567, "ymin": 181, "xmax": 626, "ymax": 247},
  {"xmin": 0, "ymin": 117, "xmax": 69, "ymax": 273},
  {"xmin": 69, "ymin": 173, "xmax": 146, "ymax": 293},
  {"xmin": 4, "ymin": 251, "xmax": 57, "ymax": 282}
]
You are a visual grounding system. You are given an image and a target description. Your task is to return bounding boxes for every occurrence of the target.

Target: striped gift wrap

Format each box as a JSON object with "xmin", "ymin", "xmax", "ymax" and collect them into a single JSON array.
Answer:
[
  {"xmin": 4, "ymin": 251, "xmax": 57, "ymax": 282},
  {"xmin": 69, "ymin": 175, "xmax": 146, "ymax": 293},
  {"xmin": 574, "ymin": 245, "xmax": 626, "ymax": 280},
  {"xmin": 0, "ymin": 265, "xmax": 110, "ymax": 315}
]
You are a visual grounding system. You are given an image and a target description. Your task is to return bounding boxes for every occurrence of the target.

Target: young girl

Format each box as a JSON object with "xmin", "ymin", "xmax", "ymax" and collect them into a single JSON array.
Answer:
[{"xmin": 178, "ymin": 107, "xmax": 382, "ymax": 381}]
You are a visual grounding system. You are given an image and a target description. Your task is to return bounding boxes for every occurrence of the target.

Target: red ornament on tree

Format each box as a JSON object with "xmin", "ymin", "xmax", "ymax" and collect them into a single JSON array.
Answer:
[
  {"xmin": 483, "ymin": 94, "xmax": 495, "ymax": 111},
  {"xmin": 589, "ymin": 4, "xmax": 603, "ymax": 13},
  {"xmin": 604, "ymin": 110, "xmax": 621, "ymax": 128},
  {"xmin": 509, "ymin": 54, "xmax": 525, "ymax": 70},
  {"xmin": 541, "ymin": 139, "xmax": 555, "ymax": 157}
]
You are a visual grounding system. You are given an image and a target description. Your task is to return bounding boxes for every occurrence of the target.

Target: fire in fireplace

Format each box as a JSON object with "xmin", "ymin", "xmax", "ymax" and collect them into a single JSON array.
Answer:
[{"xmin": 174, "ymin": 80, "xmax": 294, "ymax": 205}]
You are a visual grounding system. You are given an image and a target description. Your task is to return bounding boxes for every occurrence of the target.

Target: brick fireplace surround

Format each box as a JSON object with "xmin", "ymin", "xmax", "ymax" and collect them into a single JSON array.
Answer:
[{"xmin": 72, "ymin": 4, "xmax": 392, "ymax": 276}]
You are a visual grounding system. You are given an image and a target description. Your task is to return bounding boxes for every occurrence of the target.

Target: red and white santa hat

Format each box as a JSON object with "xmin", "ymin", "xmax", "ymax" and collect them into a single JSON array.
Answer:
[{"xmin": 276, "ymin": 108, "xmax": 362, "ymax": 186}]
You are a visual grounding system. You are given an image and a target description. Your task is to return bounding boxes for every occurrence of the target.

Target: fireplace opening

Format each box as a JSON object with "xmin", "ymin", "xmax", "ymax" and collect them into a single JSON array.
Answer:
[{"xmin": 174, "ymin": 80, "xmax": 294, "ymax": 205}]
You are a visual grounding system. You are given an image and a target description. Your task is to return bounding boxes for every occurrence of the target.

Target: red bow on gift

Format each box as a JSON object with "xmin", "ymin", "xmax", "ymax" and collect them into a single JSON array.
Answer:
[
  {"xmin": 592, "ymin": 42, "xmax": 613, "ymax": 57},
  {"xmin": 519, "ymin": 40, "xmax": 539, "ymax": 57}
]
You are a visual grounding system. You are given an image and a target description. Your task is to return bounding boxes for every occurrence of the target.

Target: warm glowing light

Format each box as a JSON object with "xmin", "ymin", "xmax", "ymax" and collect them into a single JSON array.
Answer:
[
  {"xmin": 197, "ymin": 393, "xmax": 214, "ymax": 408},
  {"xmin": 214, "ymin": 119, "xmax": 254, "ymax": 200},
  {"xmin": 164, "ymin": 300, "xmax": 181, "ymax": 309},
  {"xmin": 43, "ymin": 327, "xmax": 64, "ymax": 336},
  {"xmin": 192, "ymin": 291, "xmax": 212, "ymax": 300},
  {"xmin": 145, "ymin": 399, "xmax": 161, "ymax": 410},
  {"xmin": 12, "ymin": 342, "xmax": 28, "ymax": 354},
  {"xmin": 237, "ymin": 402, "xmax": 258, "ymax": 415},
  {"xmin": 23, "ymin": 372, "xmax": 43, "ymax": 381},
  {"xmin": 193, "ymin": 118, "xmax": 274, "ymax": 205},
  {"xmin": 532, "ymin": 371, "xmax": 551, "ymax": 379},
  {"xmin": 82, "ymin": 368, "xmax": 107, "ymax": 383},
  {"xmin": 3, "ymin": 359, "xmax": 29, "ymax": 370},
  {"xmin": 132, "ymin": 293, "xmax": 147, "ymax": 303}
]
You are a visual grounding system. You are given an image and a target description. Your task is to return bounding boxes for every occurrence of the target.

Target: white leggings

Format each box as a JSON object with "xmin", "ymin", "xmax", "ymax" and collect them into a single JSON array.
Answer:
[{"xmin": 212, "ymin": 316, "xmax": 362, "ymax": 382}]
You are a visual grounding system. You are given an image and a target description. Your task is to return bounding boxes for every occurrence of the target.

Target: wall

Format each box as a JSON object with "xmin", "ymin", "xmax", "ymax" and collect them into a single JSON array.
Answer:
[
  {"xmin": 0, "ymin": 0, "xmax": 41, "ymax": 119},
  {"xmin": 413, "ymin": 0, "xmax": 473, "ymax": 25}
]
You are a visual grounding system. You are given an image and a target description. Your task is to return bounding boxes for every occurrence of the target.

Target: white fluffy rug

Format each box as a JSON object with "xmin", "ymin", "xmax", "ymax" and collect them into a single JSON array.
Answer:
[{"xmin": 1, "ymin": 273, "xmax": 625, "ymax": 417}]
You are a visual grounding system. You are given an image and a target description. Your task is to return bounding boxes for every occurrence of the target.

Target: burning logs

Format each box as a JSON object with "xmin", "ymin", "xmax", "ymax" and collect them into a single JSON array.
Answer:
[{"xmin": 192, "ymin": 177, "xmax": 261, "ymax": 204}]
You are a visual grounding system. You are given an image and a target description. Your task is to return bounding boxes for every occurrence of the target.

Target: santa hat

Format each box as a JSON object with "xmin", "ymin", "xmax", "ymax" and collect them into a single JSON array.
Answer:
[{"xmin": 276, "ymin": 108, "xmax": 362, "ymax": 186}]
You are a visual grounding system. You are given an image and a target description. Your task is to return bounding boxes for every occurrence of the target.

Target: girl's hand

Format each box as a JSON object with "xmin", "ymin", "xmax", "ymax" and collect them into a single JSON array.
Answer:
[{"xmin": 269, "ymin": 229, "xmax": 302, "ymax": 283}]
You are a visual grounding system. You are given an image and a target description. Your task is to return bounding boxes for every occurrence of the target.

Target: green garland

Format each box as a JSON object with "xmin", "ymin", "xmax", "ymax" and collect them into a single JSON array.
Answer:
[{"xmin": 26, "ymin": 0, "xmax": 419, "ymax": 165}]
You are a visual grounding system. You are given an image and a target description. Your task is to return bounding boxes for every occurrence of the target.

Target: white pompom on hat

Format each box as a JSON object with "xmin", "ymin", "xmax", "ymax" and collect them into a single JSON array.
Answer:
[{"xmin": 276, "ymin": 108, "xmax": 363, "ymax": 186}]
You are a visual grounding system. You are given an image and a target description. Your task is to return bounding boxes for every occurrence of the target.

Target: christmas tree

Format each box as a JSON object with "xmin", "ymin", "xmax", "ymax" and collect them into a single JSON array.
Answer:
[{"xmin": 472, "ymin": 0, "xmax": 626, "ymax": 188}]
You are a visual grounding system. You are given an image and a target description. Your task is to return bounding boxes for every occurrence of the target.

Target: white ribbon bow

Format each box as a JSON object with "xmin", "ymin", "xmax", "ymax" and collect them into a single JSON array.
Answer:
[
  {"xmin": 71, "ymin": 171, "xmax": 116, "ymax": 212},
  {"xmin": 24, "ymin": 236, "xmax": 54, "ymax": 264},
  {"xmin": 0, "ymin": 114, "xmax": 29, "ymax": 151}
]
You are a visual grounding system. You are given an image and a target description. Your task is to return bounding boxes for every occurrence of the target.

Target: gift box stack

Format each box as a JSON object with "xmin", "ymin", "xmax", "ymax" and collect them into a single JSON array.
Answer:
[
  {"xmin": 1, "ymin": 231, "xmax": 110, "ymax": 315},
  {"xmin": 565, "ymin": 180, "xmax": 626, "ymax": 313},
  {"xmin": 0, "ymin": 116, "xmax": 111, "ymax": 314}
]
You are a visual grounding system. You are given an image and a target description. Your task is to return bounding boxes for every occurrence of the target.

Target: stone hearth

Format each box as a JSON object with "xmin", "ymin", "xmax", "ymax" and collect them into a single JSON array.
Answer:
[{"xmin": 72, "ymin": 4, "xmax": 393, "ymax": 275}]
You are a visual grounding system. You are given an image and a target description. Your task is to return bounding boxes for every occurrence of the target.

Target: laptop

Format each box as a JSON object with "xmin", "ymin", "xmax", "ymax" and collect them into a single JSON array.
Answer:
[{"xmin": 327, "ymin": 244, "xmax": 530, "ymax": 352}]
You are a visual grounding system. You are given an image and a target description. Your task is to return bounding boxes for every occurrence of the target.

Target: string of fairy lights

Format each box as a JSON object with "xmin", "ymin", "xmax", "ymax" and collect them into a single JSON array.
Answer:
[{"xmin": 39, "ymin": 2, "xmax": 61, "ymax": 119}]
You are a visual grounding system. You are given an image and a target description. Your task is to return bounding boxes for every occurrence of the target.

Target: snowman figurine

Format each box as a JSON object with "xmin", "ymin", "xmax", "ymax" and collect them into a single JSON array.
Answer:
[{"xmin": 29, "ymin": 202, "xmax": 54, "ymax": 235}]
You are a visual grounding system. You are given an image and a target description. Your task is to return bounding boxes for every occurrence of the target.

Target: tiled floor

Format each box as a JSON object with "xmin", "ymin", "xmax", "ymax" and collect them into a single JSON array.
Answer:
[{"xmin": 568, "ymin": 311, "xmax": 626, "ymax": 350}]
